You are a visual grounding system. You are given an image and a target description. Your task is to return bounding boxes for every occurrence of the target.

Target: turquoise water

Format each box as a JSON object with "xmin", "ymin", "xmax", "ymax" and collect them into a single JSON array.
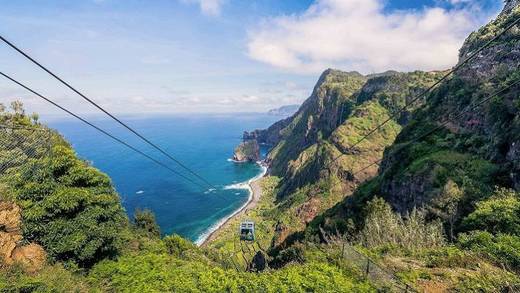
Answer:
[{"xmin": 46, "ymin": 113, "xmax": 280, "ymax": 242}]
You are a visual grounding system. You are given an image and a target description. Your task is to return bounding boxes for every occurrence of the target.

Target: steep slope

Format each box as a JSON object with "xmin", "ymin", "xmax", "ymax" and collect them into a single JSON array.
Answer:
[
  {"xmin": 238, "ymin": 69, "xmax": 443, "ymax": 242},
  {"xmin": 307, "ymin": 0, "xmax": 520, "ymax": 240}
]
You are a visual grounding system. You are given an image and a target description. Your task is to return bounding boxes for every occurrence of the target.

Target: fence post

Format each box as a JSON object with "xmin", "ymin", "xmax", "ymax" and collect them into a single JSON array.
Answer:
[
  {"xmin": 365, "ymin": 259, "xmax": 370, "ymax": 277},
  {"xmin": 341, "ymin": 242, "xmax": 345, "ymax": 259}
]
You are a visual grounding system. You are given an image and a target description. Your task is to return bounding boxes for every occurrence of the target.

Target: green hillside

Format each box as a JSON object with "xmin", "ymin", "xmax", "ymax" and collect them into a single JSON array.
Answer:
[{"xmin": 1, "ymin": 1, "xmax": 519, "ymax": 292}]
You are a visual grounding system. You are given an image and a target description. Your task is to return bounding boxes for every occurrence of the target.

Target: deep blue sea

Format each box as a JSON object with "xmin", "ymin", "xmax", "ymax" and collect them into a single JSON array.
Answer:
[{"xmin": 45, "ymin": 113, "xmax": 280, "ymax": 243}]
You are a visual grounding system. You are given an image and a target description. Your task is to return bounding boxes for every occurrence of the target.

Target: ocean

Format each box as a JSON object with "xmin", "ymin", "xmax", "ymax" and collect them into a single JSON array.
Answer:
[{"xmin": 46, "ymin": 113, "xmax": 280, "ymax": 244}]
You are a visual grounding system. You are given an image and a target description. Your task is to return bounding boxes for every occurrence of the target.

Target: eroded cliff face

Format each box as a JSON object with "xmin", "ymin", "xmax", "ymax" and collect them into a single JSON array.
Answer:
[
  {"xmin": 0, "ymin": 201, "xmax": 46, "ymax": 272},
  {"xmin": 263, "ymin": 70, "xmax": 442, "ymax": 198},
  {"xmin": 243, "ymin": 117, "xmax": 293, "ymax": 147},
  {"xmin": 457, "ymin": 0, "xmax": 520, "ymax": 84}
]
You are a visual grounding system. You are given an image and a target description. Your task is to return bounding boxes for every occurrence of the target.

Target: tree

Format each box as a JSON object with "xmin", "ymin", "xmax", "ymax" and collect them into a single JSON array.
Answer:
[
  {"xmin": 0, "ymin": 105, "xmax": 130, "ymax": 267},
  {"xmin": 430, "ymin": 180, "xmax": 463, "ymax": 241}
]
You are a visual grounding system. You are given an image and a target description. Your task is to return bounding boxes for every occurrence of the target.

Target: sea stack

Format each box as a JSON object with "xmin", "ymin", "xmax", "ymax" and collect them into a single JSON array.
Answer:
[{"xmin": 233, "ymin": 133, "xmax": 260, "ymax": 162}]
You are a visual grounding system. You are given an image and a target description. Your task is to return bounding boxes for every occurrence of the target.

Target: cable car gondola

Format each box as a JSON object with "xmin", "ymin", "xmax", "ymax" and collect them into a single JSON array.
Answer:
[{"xmin": 239, "ymin": 221, "xmax": 255, "ymax": 241}]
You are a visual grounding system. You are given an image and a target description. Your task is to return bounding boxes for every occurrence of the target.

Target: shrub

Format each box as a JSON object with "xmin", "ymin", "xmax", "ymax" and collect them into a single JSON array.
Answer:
[
  {"xmin": 0, "ymin": 263, "xmax": 91, "ymax": 292},
  {"xmin": 88, "ymin": 252, "xmax": 374, "ymax": 292},
  {"xmin": 423, "ymin": 246, "xmax": 478, "ymax": 269},
  {"xmin": 360, "ymin": 197, "xmax": 445, "ymax": 251},
  {"xmin": 461, "ymin": 187, "xmax": 520, "ymax": 235},
  {"xmin": 133, "ymin": 209, "xmax": 161, "ymax": 238},
  {"xmin": 458, "ymin": 231, "xmax": 520, "ymax": 272},
  {"xmin": 269, "ymin": 243, "xmax": 306, "ymax": 269},
  {"xmin": 163, "ymin": 234, "xmax": 196, "ymax": 257}
]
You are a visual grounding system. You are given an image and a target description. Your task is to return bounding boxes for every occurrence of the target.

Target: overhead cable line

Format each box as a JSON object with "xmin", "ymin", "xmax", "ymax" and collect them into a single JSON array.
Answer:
[
  {"xmin": 347, "ymin": 77, "xmax": 520, "ymax": 179},
  {"xmin": 0, "ymin": 71, "xmax": 210, "ymax": 191},
  {"xmin": 327, "ymin": 16, "xmax": 520, "ymax": 168},
  {"xmin": 0, "ymin": 35, "xmax": 215, "ymax": 189}
]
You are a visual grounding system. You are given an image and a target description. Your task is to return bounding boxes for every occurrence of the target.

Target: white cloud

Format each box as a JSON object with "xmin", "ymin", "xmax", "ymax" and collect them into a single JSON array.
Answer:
[
  {"xmin": 182, "ymin": 0, "xmax": 225, "ymax": 16},
  {"xmin": 247, "ymin": 0, "xmax": 496, "ymax": 74}
]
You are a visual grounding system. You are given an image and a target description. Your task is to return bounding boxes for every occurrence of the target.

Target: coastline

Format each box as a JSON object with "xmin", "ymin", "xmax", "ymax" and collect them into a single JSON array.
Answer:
[{"xmin": 196, "ymin": 162, "xmax": 267, "ymax": 246}]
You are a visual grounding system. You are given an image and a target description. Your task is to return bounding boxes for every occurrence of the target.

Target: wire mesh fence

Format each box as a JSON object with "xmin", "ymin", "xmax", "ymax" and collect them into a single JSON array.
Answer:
[
  {"xmin": 337, "ymin": 242, "xmax": 414, "ymax": 292},
  {"xmin": 315, "ymin": 232, "xmax": 416, "ymax": 292},
  {"xmin": 224, "ymin": 234, "xmax": 415, "ymax": 292},
  {"xmin": 0, "ymin": 124, "xmax": 52, "ymax": 177}
]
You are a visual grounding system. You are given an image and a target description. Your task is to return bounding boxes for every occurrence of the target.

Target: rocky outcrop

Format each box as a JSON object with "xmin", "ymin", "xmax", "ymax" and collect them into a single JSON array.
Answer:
[
  {"xmin": 457, "ymin": 1, "xmax": 519, "ymax": 83},
  {"xmin": 0, "ymin": 201, "xmax": 46, "ymax": 272},
  {"xmin": 243, "ymin": 116, "xmax": 294, "ymax": 146},
  {"xmin": 11, "ymin": 244, "xmax": 46, "ymax": 273},
  {"xmin": 233, "ymin": 139, "xmax": 260, "ymax": 162},
  {"xmin": 0, "ymin": 201, "xmax": 22, "ymax": 264}
]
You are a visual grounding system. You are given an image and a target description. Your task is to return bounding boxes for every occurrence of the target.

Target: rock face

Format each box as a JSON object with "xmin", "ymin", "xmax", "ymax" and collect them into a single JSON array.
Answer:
[
  {"xmin": 504, "ymin": 0, "xmax": 519, "ymax": 15},
  {"xmin": 11, "ymin": 244, "xmax": 47, "ymax": 273},
  {"xmin": 233, "ymin": 139, "xmax": 260, "ymax": 162},
  {"xmin": 457, "ymin": 1, "xmax": 520, "ymax": 83},
  {"xmin": 0, "ymin": 201, "xmax": 46, "ymax": 272}
]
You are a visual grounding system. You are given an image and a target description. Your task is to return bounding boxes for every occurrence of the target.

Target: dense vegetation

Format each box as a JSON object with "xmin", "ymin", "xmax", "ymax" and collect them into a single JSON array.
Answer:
[
  {"xmin": 1, "ymin": 103, "xmax": 128, "ymax": 268},
  {"xmin": 1, "ymin": 2, "xmax": 519, "ymax": 292},
  {"xmin": 275, "ymin": 3, "xmax": 520, "ymax": 291}
]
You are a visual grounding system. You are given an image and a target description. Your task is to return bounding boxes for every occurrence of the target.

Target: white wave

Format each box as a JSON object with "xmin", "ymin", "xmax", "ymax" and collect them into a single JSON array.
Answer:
[
  {"xmin": 194, "ymin": 161, "xmax": 268, "ymax": 246},
  {"xmin": 228, "ymin": 158, "xmax": 247, "ymax": 163},
  {"xmin": 136, "ymin": 190, "xmax": 144, "ymax": 194},
  {"xmin": 223, "ymin": 182, "xmax": 249, "ymax": 190}
]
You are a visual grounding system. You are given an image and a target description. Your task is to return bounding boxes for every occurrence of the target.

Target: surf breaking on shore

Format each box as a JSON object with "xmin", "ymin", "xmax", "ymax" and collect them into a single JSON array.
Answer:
[{"xmin": 194, "ymin": 161, "xmax": 267, "ymax": 246}]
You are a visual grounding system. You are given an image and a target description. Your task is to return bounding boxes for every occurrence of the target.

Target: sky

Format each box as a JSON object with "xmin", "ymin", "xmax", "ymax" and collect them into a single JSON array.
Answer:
[{"xmin": 0, "ymin": 0, "xmax": 504, "ymax": 115}]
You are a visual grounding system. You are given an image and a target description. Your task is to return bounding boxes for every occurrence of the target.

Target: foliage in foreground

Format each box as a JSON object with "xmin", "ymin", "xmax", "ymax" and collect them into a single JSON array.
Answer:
[
  {"xmin": 1, "ymin": 104, "xmax": 128, "ymax": 268},
  {"xmin": 88, "ymin": 250, "xmax": 374, "ymax": 292}
]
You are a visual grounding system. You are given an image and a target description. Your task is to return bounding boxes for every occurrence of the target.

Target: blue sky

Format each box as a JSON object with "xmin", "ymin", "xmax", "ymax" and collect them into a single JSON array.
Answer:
[{"xmin": 0, "ymin": 0, "xmax": 503, "ymax": 115}]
